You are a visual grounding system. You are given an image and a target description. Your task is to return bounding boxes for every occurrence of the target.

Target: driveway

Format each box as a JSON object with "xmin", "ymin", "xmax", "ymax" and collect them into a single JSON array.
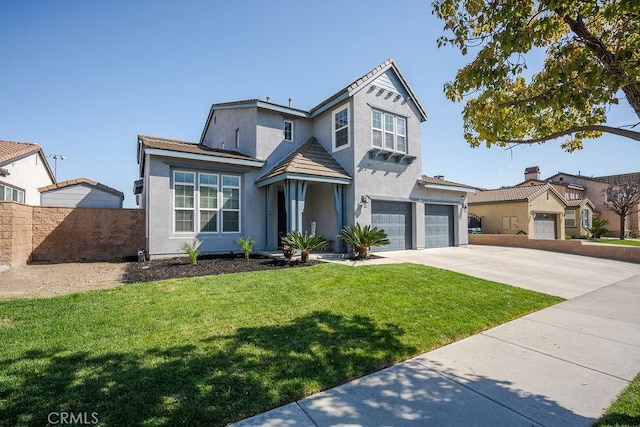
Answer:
[
  {"xmin": 235, "ymin": 245, "xmax": 640, "ymax": 426},
  {"xmin": 377, "ymin": 245, "xmax": 640, "ymax": 298}
]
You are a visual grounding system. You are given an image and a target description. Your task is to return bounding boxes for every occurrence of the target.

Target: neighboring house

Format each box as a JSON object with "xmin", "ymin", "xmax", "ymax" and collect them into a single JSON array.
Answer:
[
  {"xmin": 468, "ymin": 184, "xmax": 567, "ymax": 239},
  {"xmin": 136, "ymin": 59, "xmax": 476, "ymax": 257},
  {"xmin": 546, "ymin": 171, "xmax": 639, "ymax": 237},
  {"xmin": 595, "ymin": 172, "xmax": 640, "ymax": 235},
  {"xmin": 0, "ymin": 140, "xmax": 55, "ymax": 205},
  {"xmin": 517, "ymin": 167, "xmax": 595, "ymax": 238},
  {"xmin": 565, "ymin": 198, "xmax": 595, "ymax": 238},
  {"xmin": 39, "ymin": 178, "xmax": 125, "ymax": 208}
]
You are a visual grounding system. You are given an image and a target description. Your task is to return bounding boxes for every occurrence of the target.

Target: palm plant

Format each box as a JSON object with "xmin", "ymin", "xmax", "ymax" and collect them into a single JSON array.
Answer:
[
  {"xmin": 280, "ymin": 231, "xmax": 329, "ymax": 263},
  {"xmin": 182, "ymin": 239, "xmax": 202, "ymax": 265},
  {"xmin": 338, "ymin": 223, "xmax": 389, "ymax": 259},
  {"xmin": 236, "ymin": 237, "xmax": 256, "ymax": 260}
]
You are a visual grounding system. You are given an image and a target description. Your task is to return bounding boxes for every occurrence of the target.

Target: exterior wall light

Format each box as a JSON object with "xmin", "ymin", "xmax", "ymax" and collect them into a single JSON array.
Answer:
[{"xmin": 360, "ymin": 195, "xmax": 369, "ymax": 208}]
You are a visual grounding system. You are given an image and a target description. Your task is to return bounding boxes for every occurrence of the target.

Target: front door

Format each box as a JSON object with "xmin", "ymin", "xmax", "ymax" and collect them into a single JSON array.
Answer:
[{"xmin": 277, "ymin": 190, "xmax": 287, "ymax": 247}]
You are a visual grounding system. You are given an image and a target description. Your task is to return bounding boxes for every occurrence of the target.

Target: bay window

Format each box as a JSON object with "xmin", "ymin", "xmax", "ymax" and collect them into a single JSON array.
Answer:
[{"xmin": 371, "ymin": 110, "xmax": 407, "ymax": 153}]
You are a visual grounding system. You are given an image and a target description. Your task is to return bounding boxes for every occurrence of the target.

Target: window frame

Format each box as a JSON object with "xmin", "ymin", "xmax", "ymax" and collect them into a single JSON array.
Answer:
[
  {"xmin": 581, "ymin": 209, "xmax": 591, "ymax": 228},
  {"xmin": 235, "ymin": 128, "xmax": 240, "ymax": 149},
  {"xmin": 371, "ymin": 109, "xmax": 407, "ymax": 154},
  {"xmin": 173, "ymin": 171, "xmax": 196, "ymax": 234},
  {"xmin": 0, "ymin": 182, "xmax": 25, "ymax": 203},
  {"xmin": 565, "ymin": 210, "xmax": 577, "ymax": 228},
  {"xmin": 172, "ymin": 170, "xmax": 242, "ymax": 235},
  {"xmin": 332, "ymin": 105, "xmax": 350, "ymax": 152},
  {"xmin": 283, "ymin": 120, "xmax": 294, "ymax": 142}
]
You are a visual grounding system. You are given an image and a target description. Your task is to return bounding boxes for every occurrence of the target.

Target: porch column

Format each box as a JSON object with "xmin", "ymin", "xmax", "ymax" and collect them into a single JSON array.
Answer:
[
  {"xmin": 265, "ymin": 184, "xmax": 273, "ymax": 250},
  {"xmin": 284, "ymin": 179, "xmax": 307, "ymax": 233},
  {"xmin": 333, "ymin": 184, "xmax": 346, "ymax": 252}
]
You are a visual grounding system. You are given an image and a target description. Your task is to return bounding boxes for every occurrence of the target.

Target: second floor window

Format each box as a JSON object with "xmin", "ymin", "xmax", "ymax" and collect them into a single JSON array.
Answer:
[
  {"xmin": 333, "ymin": 106, "xmax": 349, "ymax": 151},
  {"xmin": 372, "ymin": 110, "xmax": 406, "ymax": 153},
  {"xmin": 284, "ymin": 120, "xmax": 293, "ymax": 141}
]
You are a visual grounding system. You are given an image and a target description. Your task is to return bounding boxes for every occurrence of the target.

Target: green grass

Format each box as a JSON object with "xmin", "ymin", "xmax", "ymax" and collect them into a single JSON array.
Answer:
[
  {"xmin": 0, "ymin": 263, "xmax": 562, "ymax": 426},
  {"xmin": 596, "ymin": 372, "xmax": 640, "ymax": 426},
  {"xmin": 594, "ymin": 239, "xmax": 640, "ymax": 247}
]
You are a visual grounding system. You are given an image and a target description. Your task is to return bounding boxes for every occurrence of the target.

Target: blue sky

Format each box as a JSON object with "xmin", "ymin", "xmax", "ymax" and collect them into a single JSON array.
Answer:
[{"xmin": 2, "ymin": 0, "xmax": 638, "ymax": 208}]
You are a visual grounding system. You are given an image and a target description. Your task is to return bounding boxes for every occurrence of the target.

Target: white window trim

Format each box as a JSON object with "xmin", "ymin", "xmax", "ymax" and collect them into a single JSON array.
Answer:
[
  {"xmin": 284, "ymin": 120, "xmax": 294, "ymax": 142},
  {"xmin": 332, "ymin": 105, "xmax": 350, "ymax": 152},
  {"xmin": 173, "ymin": 171, "xmax": 196, "ymax": 234},
  {"xmin": 172, "ymin": 170, "xmax": 242, "ymax": 235},
  {"xmin": 0, "ymin": 181, "xmax": 25, "ymax": 203},
  {"xmin": 199, "ymin": 173, "xmax": 218, "ymax": 234},
  {"xmin": 371, "ymin": 109, "xmax": 407, "ymax": 154},
  {"xmin": 221, "ymin": 175, "xmax": 241, "ymax": 233}
]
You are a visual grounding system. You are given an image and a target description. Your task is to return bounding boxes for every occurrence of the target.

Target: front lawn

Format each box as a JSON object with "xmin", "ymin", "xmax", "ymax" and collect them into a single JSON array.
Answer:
[
  {"xmin": 0, "ymin": 263, "xmax": 561, "ymax": 426},
  {"xmin": 594, "ymin": 239, "xmax": 640, "ymax": 247},
  {"xmin": 596, "ymin": 372, "xmax": 640, "ymax": 426}
]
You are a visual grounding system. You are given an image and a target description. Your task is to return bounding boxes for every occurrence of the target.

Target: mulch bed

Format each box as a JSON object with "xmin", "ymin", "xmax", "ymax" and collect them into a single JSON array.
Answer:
[{"xmin": 123, "ymin": 254, "xmax": 318, "ymax": 283}]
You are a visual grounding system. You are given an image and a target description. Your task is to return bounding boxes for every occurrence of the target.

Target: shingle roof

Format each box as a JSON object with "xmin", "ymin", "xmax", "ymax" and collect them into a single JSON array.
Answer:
[
  {"xmin": 596, "ymin": 172, "xmax": 640, "ymax": 183},
  {"xmin": 138, "ymin": 135, "xmax": 262, "ymax": 162},
  {"xmin": 39, "ymin": 177, "xmax": 124, "ymax": 198},
  {"xmin": 419, "ymin": 175, "xmax": 476, "ymax": 190},
  {"xmin": 0, "ymin": 140, "xmax": 42, "ymax": 164},
  {"xmin": 258, "ymin": 137, "xmax": 351, "ymax": 183},
  {"xmin": 566, "ymin": 198, "xmax": 595, "ymax": 209},
  {"xmin": 469, "ymin": 184, "xmax": 565, "ymax": 204}
]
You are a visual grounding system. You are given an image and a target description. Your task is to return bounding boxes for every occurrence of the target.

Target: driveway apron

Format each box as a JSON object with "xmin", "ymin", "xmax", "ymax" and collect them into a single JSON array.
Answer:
[{"xmin": 234, "ymin": 246, "xmax": 640, "ymax": 426}]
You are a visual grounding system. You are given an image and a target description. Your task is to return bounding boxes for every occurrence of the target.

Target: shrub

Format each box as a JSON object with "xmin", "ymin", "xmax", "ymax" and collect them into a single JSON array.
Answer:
[
  {"xmin": 628, "ymin": 229, "xmax": 640, "ymax": 239},
  {"xmin": 338, "ymin": 223, "xmax": 390, "ymax": 259},
  {"xmin": 588, "ymin": 218, "xmax": 610, "ymax": 239},
  {"xmin": 280, "ymin": 231, "xmax": 329, "ymax": 263},
  {"xmin": 236, "ymin": 237, "xmax": 256, "ymax": 260},
  {"xmin": 182, "ymin": 239, "xmax": 202, "ymax": 265}
]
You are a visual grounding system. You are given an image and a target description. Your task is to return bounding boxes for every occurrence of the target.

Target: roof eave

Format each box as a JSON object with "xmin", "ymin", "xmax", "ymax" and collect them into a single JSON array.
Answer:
[
  {"xmin": 256, "ymin": 173, "xmax": 351, "ymax": 187},
  {"xmin": 143, "ymin": 147, "xmax": 265, "ymax": 168}
]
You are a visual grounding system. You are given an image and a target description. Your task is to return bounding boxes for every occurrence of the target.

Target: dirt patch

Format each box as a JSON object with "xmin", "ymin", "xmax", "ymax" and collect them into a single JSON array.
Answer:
[
  {"xmin": 0, "ymin": 262, "xmax": 128, "ymax": 299},
  {"xmin": 0, "ymin": 255, "xmax": 318, "ymax": 299}
]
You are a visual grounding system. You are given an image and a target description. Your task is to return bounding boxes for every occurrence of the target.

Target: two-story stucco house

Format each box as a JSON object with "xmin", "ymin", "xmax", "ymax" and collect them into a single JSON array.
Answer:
[
  {"xmin": 0, "ymin": 140, "xmax": 55, "ymax": 205},
  {"xmin": 136, "ymin": 59, "xmax": 474, "ymax": 258}
]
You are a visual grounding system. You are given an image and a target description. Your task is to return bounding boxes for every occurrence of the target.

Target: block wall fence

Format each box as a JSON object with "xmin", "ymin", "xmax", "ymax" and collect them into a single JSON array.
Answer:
[
  {"xmin": 469, "ymin": 234, "xmax": 640, "ymax": 264},
  {"xmin": 1, "ymin": 202, "xmax": 144, "ymax": 267}
]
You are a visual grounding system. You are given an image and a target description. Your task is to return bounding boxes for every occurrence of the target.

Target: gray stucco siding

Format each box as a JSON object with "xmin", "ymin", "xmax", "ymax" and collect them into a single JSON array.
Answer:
[
  {"xmin": 145, "ymin": 155, "xmax": 266, "ymax": 258},
  {"xmin": 202, "ymin": 107, "xmax": 258, "ymax": 158}
]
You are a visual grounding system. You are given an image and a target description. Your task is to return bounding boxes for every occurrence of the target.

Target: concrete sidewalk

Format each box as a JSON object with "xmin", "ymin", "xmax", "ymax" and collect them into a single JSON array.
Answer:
[{"xmin": 233, "ymin": 247, "xmax": 640, "ymax": 426}]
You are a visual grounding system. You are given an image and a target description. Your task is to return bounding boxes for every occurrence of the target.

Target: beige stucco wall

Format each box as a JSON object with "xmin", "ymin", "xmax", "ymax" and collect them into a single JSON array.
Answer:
[{"xmin": 468, "ymin": 202, "xmax": 529, "ymax": 235}]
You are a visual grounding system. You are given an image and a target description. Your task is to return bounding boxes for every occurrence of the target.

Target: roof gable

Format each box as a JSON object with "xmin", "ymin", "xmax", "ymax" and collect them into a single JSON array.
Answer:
[
  {"xmin": 469, "ymin": 184, "xmax": 566, "ymax": 205},
  {"xmin": 0, "ymin": 139, "xmax": 56, "ymax": 182},
  {"xmin": 309, "ymin": 58, "xmax": 428, "ymax": 121},
  {"xmin": 257, "ymin": 137, "xmax": 351, "ymax": 185}
]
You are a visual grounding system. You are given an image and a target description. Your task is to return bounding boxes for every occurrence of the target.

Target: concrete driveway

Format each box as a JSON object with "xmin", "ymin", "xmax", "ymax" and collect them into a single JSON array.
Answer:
[
  {"xmin": 234, "ymin": 246, "xmax": 640, "ymax": 426},
  {"xmin": 377, "ymin": 245, "xmax": 640, "ymax": 299}
]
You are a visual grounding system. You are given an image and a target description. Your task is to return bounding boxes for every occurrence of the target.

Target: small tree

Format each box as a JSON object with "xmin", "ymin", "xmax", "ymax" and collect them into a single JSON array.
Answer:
[
  {"xmin": 281, "ymin": 231, "xmax": 328, "ymax": 263},
  {"xmin": 236, "ymin": 237, "xmax": 256, "ymax": 260},
  {"xmin": 603, "ymin": 177, "xmax": 640, "ymax": 240},
  {"xmin": 338, "ymin": 223, "xmax": 390, "ymax": 259},
  {"xmin": 588, "ymin": 218, "xmax": 609, "ymax": 240},
  {"xmin": 182, "ymin": 239, "xmax": 202, "ymax": 265}
]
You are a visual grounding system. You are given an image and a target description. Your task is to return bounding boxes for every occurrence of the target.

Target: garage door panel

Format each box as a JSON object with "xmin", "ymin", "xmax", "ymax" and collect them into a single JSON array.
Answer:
[
  {"xmin": 425, "ymin": 204, "xmax": 454, "ymax": 248},
  {"xmin": 371, "ymin": 201, "xmax": 412, "ymax": 251},
  {"xmin": 534, "ymin": 214, "xmax": 556, "ymax": 239}
]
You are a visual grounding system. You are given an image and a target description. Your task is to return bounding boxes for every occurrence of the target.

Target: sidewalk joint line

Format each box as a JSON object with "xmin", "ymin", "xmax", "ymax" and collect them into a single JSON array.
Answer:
[
  {"xmin": 480, "ymin": 333, "xmax": 632, "ymax": 383},
  {"xmin": 295, "ymin": 401, "xmax": 320, "ymax": 427}
]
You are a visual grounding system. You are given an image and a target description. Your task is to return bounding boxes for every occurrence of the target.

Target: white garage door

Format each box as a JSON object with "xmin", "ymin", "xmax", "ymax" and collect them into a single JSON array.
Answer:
[
  {"xmin": 534, "ymin": 213, "xmax": 556, "ymax": 239},
  {"xmin": 371, "ymin": 201, "xmax": 412, "ymax": 251}
]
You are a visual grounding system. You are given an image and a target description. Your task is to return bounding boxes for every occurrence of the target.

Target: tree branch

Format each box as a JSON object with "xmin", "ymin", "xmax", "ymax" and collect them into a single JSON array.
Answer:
[{"xmin": 502, "ymin": 125, "xmax": 640, "ymax": 144}]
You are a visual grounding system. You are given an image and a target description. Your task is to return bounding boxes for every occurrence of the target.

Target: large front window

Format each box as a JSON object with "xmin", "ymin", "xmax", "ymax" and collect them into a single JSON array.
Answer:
[
  {"xmin": 333, "ymin": 106, "xmax": 349, "ymax": 151},
  {"xmin": 0, "ymin": 182, "xmax": 25, "ymax": 203},
  {"xmin": 565, "ymin": 210, "xmax": 576, "ymax": 228},
  {"xmin": 174, "ymin": 171, "xmax": 241, "ymax": 233},
  {"xmin": 372, "ymin": 110, "xmax": 406, "ymax": 153}
]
